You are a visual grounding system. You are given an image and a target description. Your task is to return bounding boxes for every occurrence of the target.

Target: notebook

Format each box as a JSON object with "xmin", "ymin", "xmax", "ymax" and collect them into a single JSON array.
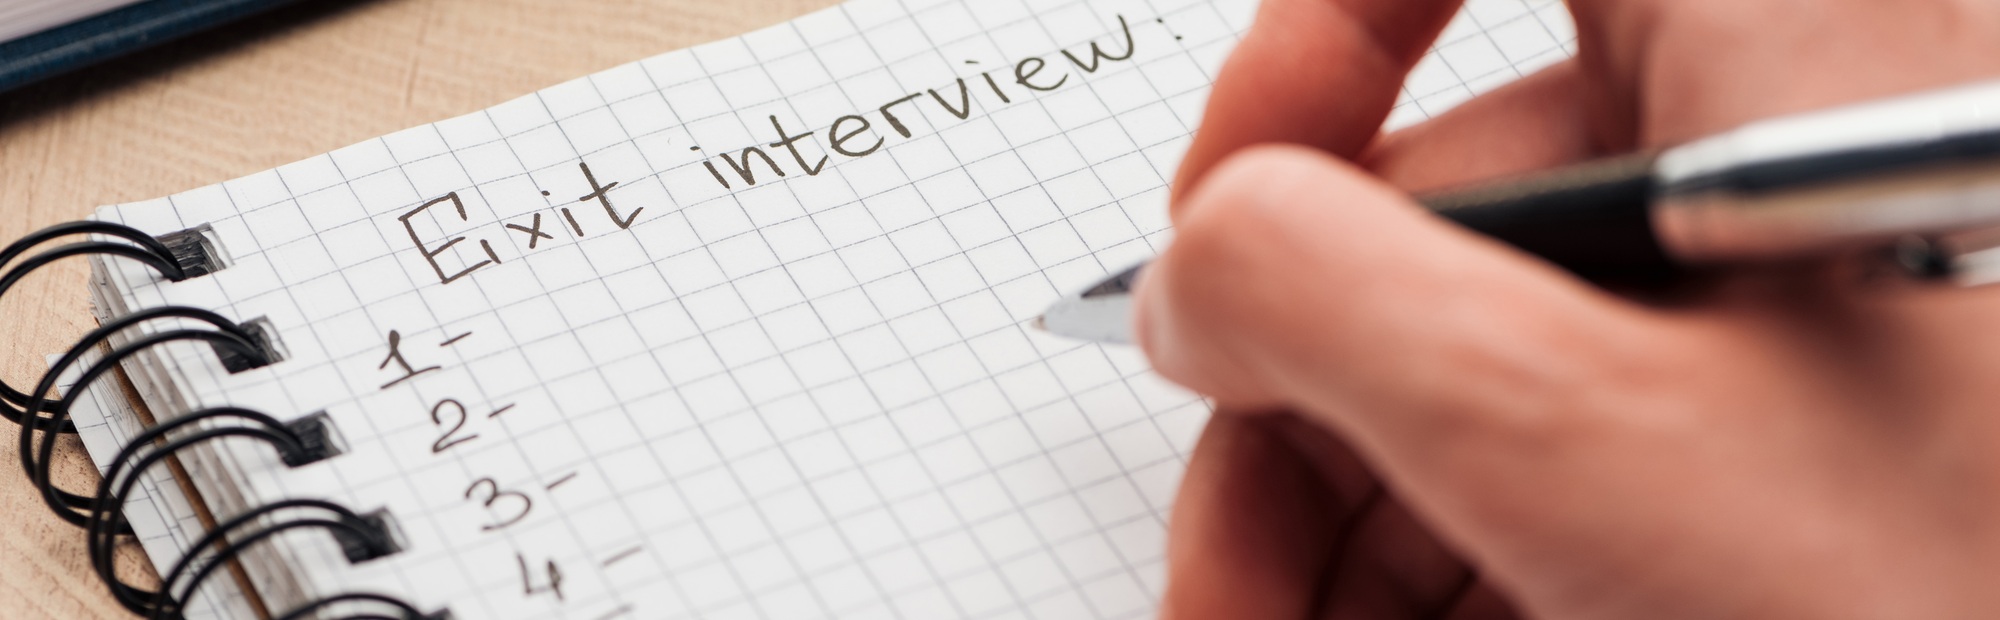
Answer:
[
  {"xmin": 30, "ymin": 0, "xmax": 1579, "ymax": 617},
  {"xmin": 61, "ymin": 353, "xmax": 261, "ymax": 620},
  {"xmin": 0, "ymin": 0, "xmax": 311, "ymax": 93}
]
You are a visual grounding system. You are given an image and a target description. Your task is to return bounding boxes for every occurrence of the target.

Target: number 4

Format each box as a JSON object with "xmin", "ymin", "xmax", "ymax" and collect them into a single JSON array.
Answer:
[{"xmin": 517, "ymin": 553, "xmax": 565, "ymax": 602}]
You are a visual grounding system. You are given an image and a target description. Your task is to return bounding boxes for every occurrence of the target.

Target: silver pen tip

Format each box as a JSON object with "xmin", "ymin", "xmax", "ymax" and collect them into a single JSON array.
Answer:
[{"xmin": 1034, "ymin": 261, "xmax": 1149, "ymax": 344}]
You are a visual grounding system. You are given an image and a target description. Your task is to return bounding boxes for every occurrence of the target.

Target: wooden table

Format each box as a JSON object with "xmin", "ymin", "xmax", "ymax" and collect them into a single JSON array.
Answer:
[{"xmin": 0, "ymin": 1, "xmax": 837, "ymax": 615}]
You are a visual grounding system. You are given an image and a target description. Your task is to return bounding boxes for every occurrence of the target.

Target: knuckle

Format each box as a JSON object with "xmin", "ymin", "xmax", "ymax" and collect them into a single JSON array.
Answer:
[
  {"xmin": 1431, "ymin": 318, "xmax": 1677, "ymax": 457},
  {"xmin": 1166, "ymin": 153, "xmax": 1310, "ymax": 308},
  {"xmin": 1148, "ymin": 145, "xmax": 1350, "ymax": 388},
  {"xmin": 1153, "ymin": 216, "xmax": 1253, "ymax": 332},
  {"xmin": 1179, "ymin": 145, "xmax": 1328, "ymax": 248}
]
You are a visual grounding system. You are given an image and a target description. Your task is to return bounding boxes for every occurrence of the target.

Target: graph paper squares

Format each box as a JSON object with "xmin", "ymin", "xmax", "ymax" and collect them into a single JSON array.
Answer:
[{"xmin": 83, "ymin": 0, "xmax": 1576, "ymax": 617}]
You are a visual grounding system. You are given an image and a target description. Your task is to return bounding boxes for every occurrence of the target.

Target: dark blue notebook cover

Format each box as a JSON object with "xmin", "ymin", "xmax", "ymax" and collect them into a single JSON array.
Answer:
[{"xmin": 0, "ymin": 0, "xmax": 311, "ymax": 94}]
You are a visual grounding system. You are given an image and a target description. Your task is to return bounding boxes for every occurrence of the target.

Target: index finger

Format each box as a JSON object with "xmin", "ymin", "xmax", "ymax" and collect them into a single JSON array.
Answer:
[{"xmin": 1171, "ymin": 0, "xmax": 1464, "ymax": 213}]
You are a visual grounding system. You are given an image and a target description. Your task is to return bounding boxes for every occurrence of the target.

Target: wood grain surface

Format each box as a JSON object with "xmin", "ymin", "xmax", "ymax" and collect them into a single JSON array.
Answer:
[{"xmin": 0, "ymin": 1, "xmax": 839, "ymax": 616}]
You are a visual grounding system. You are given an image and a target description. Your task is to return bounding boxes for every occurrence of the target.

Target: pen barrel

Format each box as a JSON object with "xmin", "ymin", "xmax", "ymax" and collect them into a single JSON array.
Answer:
[{"xmin": 1419, "ymin": 154, "xmax": 1673, "ymax": 281}]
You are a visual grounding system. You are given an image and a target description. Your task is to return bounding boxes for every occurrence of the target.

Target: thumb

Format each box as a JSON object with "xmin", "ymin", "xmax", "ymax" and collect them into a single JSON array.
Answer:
[{"xmin": 1135, "ymin": 144, "xmax": 1682, "ymax": 514}]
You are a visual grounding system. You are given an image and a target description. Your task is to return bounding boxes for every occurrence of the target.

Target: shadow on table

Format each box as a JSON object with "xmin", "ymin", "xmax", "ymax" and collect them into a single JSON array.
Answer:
[{"xmin": 0, "ymin": 0, "xmax": 382, "ymax": 131}]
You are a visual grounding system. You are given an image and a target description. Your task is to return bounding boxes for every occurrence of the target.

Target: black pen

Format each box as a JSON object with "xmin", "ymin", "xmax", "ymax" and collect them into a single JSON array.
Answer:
[{"xmin": 1039, "ymin": 79, "xmax": 2000, "ymax": 343}]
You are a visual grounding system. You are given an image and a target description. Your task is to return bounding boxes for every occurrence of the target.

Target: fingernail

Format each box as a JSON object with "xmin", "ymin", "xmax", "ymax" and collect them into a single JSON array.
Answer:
[{"xmin": 1132, "ymin": 257, "xmax": 1172, "ymax": 362}]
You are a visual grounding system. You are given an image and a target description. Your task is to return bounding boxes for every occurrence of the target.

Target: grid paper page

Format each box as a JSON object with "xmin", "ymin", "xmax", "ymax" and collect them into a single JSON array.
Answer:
[
  {"xmin": 64, "ymin": 353, "xmax": 258, "ymax": 620},
  {"xmin": 89, "ymin": 0, "xmax": 1576, "ymax": 618}
]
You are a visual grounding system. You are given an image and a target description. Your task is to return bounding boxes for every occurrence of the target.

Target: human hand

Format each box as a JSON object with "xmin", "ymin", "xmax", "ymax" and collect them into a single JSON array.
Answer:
[{"xmin": 1144, "ymin": 0, "xmax": 2000, "ymax": 618}]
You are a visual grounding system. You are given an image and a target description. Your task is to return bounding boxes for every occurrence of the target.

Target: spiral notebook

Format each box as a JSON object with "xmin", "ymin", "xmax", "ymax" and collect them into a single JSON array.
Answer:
[{"xmin": 24, "ymin": 0, "xmax": 1577, "ymax": 618}]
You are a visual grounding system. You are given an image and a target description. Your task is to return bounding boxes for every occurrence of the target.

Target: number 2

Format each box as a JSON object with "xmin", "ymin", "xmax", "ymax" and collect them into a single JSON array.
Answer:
[{"xmin": 431, "ymin": 398, "xmax": 479, "ymax": 453}]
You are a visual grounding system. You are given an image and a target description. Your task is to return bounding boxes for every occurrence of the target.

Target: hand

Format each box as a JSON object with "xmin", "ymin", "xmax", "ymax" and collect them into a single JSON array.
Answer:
[{"xmin": 1144, "ymin": 0, "xmax": 2000, "ymax": 618}]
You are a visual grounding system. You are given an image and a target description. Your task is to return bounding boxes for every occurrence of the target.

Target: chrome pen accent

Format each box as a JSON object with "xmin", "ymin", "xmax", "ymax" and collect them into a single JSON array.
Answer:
[{"xmin": 1042, "ymin": 78, "xmax": 2000, "ymax": 343}]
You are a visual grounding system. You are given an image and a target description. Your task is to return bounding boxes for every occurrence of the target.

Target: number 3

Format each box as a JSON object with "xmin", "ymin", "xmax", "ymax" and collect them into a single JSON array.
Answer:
[{"xmin": 464, "ymin": 477, "xmax": 532, "ymax": 531}]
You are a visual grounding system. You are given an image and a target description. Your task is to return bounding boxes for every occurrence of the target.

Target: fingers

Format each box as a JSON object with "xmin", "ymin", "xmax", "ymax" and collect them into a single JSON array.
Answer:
[
  {"xmin": 1164, "ymin": 414, "xmax": 1492, "ymax": 620},
  {"xmin": 1441, "ymin": 581, "xmax": 1524, "ymax": 620},
  {"xmin": 1136, "ymin": 143, "xmax": 1680, "ymax": 498},
  {"xmin": 1547, "ymin": 0, "xmax": 1652, "ymax": 149},
  {"xmin": 1362, "ymin": 60, "xmax": 1602, "ymax": 193},
  {"xmin": 1314, "ymin": 493, "xmax": 1475, "ymax": 619},
  {"xmin": 1161, "ymin": 414, "xmax": 1346, "ymax": 620},
  {"xmin": 1171, "ymin": 0, "xmax": 1465, "ymax": 209},
  {"xmin": 1165, "ymin": 414, "xmax": 1485, "ymax": 620},
  {"xmin": 1561, "ymin": 0, "xmax": 2000, "ymax": 147}
]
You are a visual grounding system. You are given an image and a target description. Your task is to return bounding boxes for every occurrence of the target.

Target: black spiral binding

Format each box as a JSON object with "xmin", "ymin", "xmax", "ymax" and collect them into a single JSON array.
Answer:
[{"xmin": 1, "ymin": 221, "xmax": 449, "ymax": 620}]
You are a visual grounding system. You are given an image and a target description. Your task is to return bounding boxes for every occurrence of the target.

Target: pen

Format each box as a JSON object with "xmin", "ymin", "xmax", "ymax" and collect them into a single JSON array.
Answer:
[{"xmin": 1039, "ymin": 78, "xmax": 2000, "ymax": 344}]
